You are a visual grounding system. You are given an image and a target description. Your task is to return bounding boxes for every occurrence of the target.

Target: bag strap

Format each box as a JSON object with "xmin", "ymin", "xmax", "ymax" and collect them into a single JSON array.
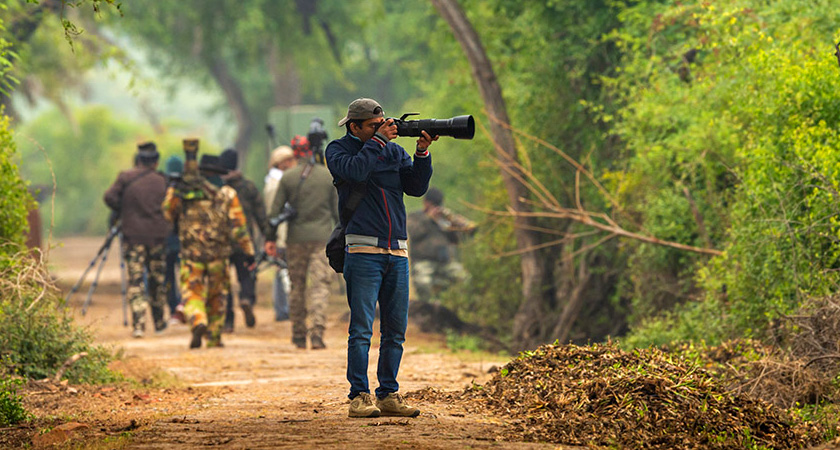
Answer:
[
  {"xmin": 290, "ymin": 162, "xmax": 313, "ymax": 204},
  {"xmin": 339, "ymin": 181, "xmax": 367, "ymax": 227}
]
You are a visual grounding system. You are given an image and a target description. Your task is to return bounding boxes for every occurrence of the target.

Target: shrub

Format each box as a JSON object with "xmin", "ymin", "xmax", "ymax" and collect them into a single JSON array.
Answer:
[
  {"xmin": 0, "ymin": 363, "xmax": 29, "ymax": 427},
  {"xmin": 0, "ymin": 112, "xmax": 34, "ymax": 255},
  {"xmin": 0, "ymin": 250, "xmax": 119, "ymax": 384}
]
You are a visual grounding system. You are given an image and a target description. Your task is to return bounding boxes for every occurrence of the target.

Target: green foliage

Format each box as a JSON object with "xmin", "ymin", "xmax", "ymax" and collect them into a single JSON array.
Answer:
[
  {"xmin": 0, "ymin": 369, "xmax": 29, "ymax": 427},
  {"xmin": 0, "ymin": 112, "xmax": 32, "ymax": 251},
  {"xmin": 0, "ymin": 250, "xmax": 119, "ymax": 384},
  {"xmin": 606, "ymin": 0, "xmax": 840, "ymax": 345},
  {"xmin": 15, "ymin": 105, "xmax": 174, "ymax": 236}
]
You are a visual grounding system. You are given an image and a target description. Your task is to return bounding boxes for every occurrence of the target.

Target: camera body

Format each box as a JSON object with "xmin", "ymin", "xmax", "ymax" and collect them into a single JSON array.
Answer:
[
  {"xmin": 390, "ymin": 113, "xmax": 475, "ymax": 140},
  {"xmin": 269, "ymin": 202, "xmax": 297, "ymax": 228}
]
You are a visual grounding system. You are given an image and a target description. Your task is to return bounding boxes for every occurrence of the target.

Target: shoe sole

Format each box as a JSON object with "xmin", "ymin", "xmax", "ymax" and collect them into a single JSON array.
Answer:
[
  {"xmin": 348, "ymin": 410, "xmax": 381, "ymax": 418},
  {"xmin": 378, "ymin": 410, "xmax": 420, "ymax": 418}
]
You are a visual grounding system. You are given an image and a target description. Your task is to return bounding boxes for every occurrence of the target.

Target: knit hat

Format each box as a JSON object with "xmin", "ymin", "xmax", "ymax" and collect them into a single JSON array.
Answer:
[
  {"xmin": 219, "ymin": 148, "xmax": 238, "ymax": 171},
  {"xmin": 164, "ymin": 155, "xmax": 183, "ymax": 178},
  {"xmin": 269, "ymin": 145, "xmax": 295, "ymax": 167},
  {"xmin": 199, "ymin": 154, "xmax": 229, "ymax": 174},
  {"xmin": 337, "ymin": 98, "xmax": 384, "ymax": 126},
  {"xmin": 424, "ymin": 187, "xmax": 444, "ymax": 206}
]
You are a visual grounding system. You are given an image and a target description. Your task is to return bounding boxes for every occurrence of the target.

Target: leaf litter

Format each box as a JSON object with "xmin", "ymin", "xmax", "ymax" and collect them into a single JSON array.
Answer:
[{"xmin": 411, "ymin": 341, "xmax": 828, "ymax": 450}]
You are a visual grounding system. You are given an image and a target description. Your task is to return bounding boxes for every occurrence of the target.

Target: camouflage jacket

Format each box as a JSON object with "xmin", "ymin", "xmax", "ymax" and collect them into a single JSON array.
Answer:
[
  {"xmin": 222, "ymin": 171, "xmax": 270, "ymax": 241},
  {"xmin": 407, "ymin": 207, "xmax": 475, "ymax": 263},
  {"xmin": 162, "ymin": 182, "xmax": 254, "ymax": 262}
]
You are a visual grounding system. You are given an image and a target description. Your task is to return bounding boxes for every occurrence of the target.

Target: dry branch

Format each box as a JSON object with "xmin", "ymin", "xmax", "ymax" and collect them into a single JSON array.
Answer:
[{"xmin": 54, "ymin": 352, "xmax": 88, "ymax": 382}]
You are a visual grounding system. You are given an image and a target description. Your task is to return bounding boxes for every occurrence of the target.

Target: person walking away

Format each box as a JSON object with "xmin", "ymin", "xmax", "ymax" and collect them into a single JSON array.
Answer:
[
  {"xmin": 265, "ymin": 137, "xmax": 338, "ymax": 350},
  {"xmin": 103, "ymin": 142, "xmax": 170, "ymax": 338},
  {"xmin": 264, "ymin": 145, "xmax": 296, "ymax": 321},
  {"xmin": 162, "ymin": 155, "xmax": 184, "ymax": 323},
  {"xmin": 406, "ymin": 187, "xmax": 476, "ymax": 304},
  {"xmin": 219, "ymin": 148, "xmax": 270, "ymax": 331},
  {"xmin": 162, "ymin": 145, "xmax": 254, "ymax": 349},
  {"xmin": 325, "ymin": 98, "xmax": 437, "ymax": 418}
]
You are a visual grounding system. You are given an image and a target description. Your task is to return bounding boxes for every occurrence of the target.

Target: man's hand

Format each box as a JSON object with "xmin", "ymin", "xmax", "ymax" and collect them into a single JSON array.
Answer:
[
  {"xmin": 376, "ymin": 118, "xmax": 398, "ymax": 141},
  {"xmin": 265, "ymin": 241, "xmax": 277, "ymax": 258},
  {"xmin": 427, "ymin": 204, "xmax": 443, "ymax": 219},
  {"xmin": 417, "ymin": 130, "xmax": 439, "ymax": 152}
]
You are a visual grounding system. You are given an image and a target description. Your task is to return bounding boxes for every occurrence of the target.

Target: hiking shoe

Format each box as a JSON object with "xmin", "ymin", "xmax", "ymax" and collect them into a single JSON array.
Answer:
[
  {"xmin": 132, "ymin": 328, "xmax": 144, "ymax": 339},
  {"xmin": 348, "ymin": 393, "xmax": 381, "ymax": 418},
  {"xmin": 241, "ymin": 303, "xmax": 256, "ymax": 328},
  {"xmin": 190, "ymin": 324, "xmax": 207, "ymax": 349},
  {"xmin": 376, "ymin": 393, "xmax": 420, "ymax": 418},
  {"xmin": 310, "ymin": 335, "xmax": 326, "ymax": 350},
  {"xmin": 292, "ymin": 336, "xmax": 307, "ymax": 349}
]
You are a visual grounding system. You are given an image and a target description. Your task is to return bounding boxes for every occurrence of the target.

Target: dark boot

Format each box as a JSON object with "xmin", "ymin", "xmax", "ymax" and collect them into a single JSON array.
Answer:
[
  {"xmin": 190, "ymin": 324, "xmax": 207, "ymax": 349},
  {"xmin": 310, "ymin": 334, "xmax": 326, "ymax": 350},
  {"xmin": 310, "ymin": 327, "xmax": 326, "ymax": 349},
  {"xmin": 292, "ymin": 336, "xmax": 307, "ymax": 349},
  {"xmin": 241, "ymin": 302, "xmax": 256, "ymax": 328}
]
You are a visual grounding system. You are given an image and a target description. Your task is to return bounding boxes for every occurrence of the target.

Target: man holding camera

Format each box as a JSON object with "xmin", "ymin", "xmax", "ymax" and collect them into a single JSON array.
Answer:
[
  {"xmin": 325, "ymin": 98, "xmax": 437, "ymax": 418},
  {"xmin": 264, "ymin": 138, "xmax": 338, "ymax": 350},
  {"xmin": 103, "ymin": 142, "xmax": 170, "ymax": 338}
]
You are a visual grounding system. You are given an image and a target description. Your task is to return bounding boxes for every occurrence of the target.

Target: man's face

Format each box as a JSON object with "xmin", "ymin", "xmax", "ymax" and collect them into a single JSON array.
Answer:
[{"xmin": 351, "ymin": 117, "xmax": 385, "ymax": 142}]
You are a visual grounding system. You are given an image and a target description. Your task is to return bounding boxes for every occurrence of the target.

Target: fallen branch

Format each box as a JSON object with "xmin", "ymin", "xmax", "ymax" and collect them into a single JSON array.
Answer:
[{"xmin": 54, "ymin": 352, "xmax": 88, "ymax": 382}]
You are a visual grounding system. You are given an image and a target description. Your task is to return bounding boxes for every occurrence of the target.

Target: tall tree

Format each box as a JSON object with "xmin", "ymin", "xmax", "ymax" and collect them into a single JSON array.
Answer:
[{"xmin": 430, "ymin": 0, "xmax": 549, "ymax": 351}]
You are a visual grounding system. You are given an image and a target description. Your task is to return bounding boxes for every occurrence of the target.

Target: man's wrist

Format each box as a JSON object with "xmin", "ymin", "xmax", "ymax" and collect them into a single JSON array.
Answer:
[
  {"xmin": 371, "ymin": 132, "xmax": 389, "ymax": 147},
  {"xmin": 415, "ymin": 146, "xmax": 429, "ymax": 158}
]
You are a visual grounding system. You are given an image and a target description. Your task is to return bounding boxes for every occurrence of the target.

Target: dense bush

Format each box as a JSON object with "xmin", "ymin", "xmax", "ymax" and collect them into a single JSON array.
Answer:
[
  {"xmin": 0, "ymin": 250, "xmax": 119, "ymax": 384},
  {"xmin": 0, "ymin": 112, "xmax": 34, "ymax": 255},
  {"xmin": 606, "ymin": 0, "xmax": 840, "ymax": 345}
]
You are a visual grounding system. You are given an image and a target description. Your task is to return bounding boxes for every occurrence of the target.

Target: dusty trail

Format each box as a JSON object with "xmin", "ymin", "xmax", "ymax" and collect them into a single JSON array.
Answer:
[{"xmin": 36, "ymin": 236, "xmax": 568, "ymax": 449}]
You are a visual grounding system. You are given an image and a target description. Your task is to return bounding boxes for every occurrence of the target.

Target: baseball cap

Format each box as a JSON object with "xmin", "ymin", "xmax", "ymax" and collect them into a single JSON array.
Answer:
[
  {"xmin": 337, "ymin": 98, "xmax": 384, "ymax": 126},
  {"xmin": 269, "ymin": 146, "xmax": 295, "ymax": 167}
]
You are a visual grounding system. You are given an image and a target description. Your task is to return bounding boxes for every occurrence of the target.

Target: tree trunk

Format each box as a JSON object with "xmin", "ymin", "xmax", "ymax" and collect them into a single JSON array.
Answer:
[
  {"xmin": 430, "ymin": 0, "xmax": 548, "ymax": 352},
  {"xmin": 268, "ymin": 42, "xmax": 301, "ymax": 108},
  {"xmin": 208, "ymin": 57, "xmax": 253, "ymax": 166}
]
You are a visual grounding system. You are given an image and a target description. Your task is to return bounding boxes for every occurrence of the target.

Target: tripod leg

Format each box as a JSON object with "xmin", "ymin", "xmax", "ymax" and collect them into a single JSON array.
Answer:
[
  {"xmin": 65, "ymin": 236, "xmax": 113, "ymax": 303},
  {"xmin": 119, "ymin": 233, "xmax": 128, "ymax": 327},
  {"xmin": 81, "ymin": 236, "xmax": 114, "ymax": 316}
]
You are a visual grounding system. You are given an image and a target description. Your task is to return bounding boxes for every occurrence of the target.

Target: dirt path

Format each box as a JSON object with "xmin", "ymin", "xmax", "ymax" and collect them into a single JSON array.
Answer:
[{"xmin": 33, "ymin": 236, "xmax": 569, "ymax": 449}]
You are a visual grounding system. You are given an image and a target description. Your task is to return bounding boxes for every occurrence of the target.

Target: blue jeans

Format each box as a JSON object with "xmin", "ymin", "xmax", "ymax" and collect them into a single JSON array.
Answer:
[{"xmin": 344, "ymin": 252, "xmax": 409, "ymax": 399}]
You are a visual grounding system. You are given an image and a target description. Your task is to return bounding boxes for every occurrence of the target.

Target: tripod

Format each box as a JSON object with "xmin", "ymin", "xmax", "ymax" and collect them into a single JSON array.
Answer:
[{"xmin": 65, "ymin": 225, "xmax": 129, "ymax": 326}]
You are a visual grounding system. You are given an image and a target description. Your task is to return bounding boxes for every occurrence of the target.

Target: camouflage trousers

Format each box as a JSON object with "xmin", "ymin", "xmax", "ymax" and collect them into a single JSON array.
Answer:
[
  {"xmin": 123, "ymin": 242, "xmax": 167, "ymax": 332},
  {"xmin": 180, "ymin": 258, "xmax": 229, "ymax": 347},
  {"xmin": 410, "ymin": 259, "xmax": 467, "ymax": 304},
  {"xmin": 286, "ymin": 241, "xmax": 331, "ymax": 341}
]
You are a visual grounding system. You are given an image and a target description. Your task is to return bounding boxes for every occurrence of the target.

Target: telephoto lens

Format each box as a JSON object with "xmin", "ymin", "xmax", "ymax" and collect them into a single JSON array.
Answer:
[{"xmin": 394, "ymin": 114, "xmax": 475, "ymax": 139}]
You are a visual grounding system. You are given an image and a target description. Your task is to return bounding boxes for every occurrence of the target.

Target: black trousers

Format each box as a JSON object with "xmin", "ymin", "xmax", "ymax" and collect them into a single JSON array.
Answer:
[{"xmin": 224, "ymin": 252, "xmax": 256, "ymax": 327}]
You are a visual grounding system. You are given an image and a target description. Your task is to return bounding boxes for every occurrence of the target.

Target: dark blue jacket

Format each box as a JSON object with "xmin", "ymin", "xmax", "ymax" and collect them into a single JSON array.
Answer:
[{"xmin": 325, "ymin": 132, "xmax": 432, "ymax": 250}]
